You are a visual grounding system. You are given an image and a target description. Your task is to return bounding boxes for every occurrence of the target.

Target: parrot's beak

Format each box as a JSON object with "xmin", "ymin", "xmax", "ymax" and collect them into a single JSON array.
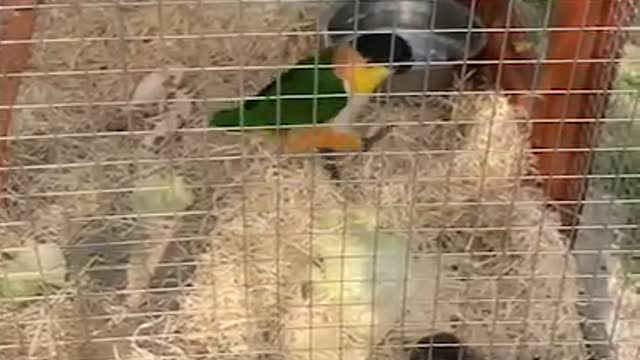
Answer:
[{"xmin": 331, "ymin": 45, "xmax": 368, "ymax": 82}]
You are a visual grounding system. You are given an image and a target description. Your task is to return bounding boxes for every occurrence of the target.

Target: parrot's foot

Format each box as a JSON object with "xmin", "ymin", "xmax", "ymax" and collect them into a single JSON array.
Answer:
[
  {"xmin": 362, "ymin": 125, "xmax": 394, "ymax": 152},
  {"xmin": 316, "ymin": 147, "xmax": 342, "ymax": 181}
]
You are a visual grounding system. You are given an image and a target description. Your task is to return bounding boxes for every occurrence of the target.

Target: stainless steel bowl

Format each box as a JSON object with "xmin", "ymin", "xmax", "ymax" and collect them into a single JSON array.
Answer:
[{"xmin": 321, "ymin": 0, "xmax": 487, "ymax": 93}]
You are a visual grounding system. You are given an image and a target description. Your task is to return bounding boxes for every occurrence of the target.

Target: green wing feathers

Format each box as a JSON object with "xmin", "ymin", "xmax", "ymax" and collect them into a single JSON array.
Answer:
[
  {"xmin": 208, "ymin": 107, "xmax": 243, "ymax": 127},
  {"xmin": 208, "ymin": 48, "xmax": 349, "ymax": 129}
]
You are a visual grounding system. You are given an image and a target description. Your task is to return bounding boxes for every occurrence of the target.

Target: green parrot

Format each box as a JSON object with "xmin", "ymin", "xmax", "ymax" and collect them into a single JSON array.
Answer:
[{"xmin": 209, "ymin": 33, "xmax": 413, "ymax": 154}]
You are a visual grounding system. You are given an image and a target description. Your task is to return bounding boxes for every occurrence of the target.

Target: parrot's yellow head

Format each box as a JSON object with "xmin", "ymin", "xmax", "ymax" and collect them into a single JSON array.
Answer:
[{"xmin": 332, "ymin": 33, "xmax": 413, "ymax": 94}]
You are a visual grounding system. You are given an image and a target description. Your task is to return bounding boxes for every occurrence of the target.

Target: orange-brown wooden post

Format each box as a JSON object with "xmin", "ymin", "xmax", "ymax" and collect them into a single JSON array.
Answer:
[
  {"xmin": 527, "ymin": 0, "xmax": 633, "ymax": 236},
  {"xmin": 464, "ymin": 0, "xmax": 634, "ymax": 237},
  {"xmin": 0, "ymin": 0, "xmax": 38, "ymax": 201}
]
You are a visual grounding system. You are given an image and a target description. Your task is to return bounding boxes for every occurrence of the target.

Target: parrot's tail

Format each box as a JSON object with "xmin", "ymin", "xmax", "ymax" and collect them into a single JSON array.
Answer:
[
  {"xmin": 210, "ymin": 107, "xmax": 265, "ymax": 128},
  {"xmin": 208, "ymin": 108, "xmax": 244, "ymax": 128}
]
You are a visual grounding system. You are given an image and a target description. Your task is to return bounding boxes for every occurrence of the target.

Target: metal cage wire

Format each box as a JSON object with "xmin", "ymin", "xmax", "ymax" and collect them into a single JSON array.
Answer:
[{"xmin": 0, "ymin": 1, "xmax": 639, "ymax": 360}]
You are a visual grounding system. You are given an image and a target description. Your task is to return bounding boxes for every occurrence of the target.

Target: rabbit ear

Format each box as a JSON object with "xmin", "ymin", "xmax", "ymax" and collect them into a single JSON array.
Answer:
[
  {"xmin": 421, "ymin": 332, "xmax": 463, "ymax": 345},
  {"xmin": 410, "ymin": 332, "xmax": 473, "ymax": 360}
]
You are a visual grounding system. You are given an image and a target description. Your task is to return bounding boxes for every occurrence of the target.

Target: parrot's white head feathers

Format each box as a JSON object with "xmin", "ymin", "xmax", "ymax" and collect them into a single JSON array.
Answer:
[
  {"xmin": 331, "ymin": 45, "xmax": 391, "ymax": 94},
  {"xmin": 331, "ymin": 33, "xmax": 414, "ymax": 94}
]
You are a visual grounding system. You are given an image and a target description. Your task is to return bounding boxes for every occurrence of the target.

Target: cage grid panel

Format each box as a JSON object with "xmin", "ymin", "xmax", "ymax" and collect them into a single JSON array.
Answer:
[{"xmin": 0, "ymin": 1, "xmax": 639, "ymax": 360}]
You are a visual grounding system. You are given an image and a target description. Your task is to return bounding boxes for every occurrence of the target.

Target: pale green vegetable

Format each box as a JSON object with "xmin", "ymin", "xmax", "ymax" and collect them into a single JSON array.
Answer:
[
  {"xmin": 131, "ymin": 174, "xmax": 195, "ymax": 214},
  {"xmin": 287, "ymin": 209, "xmax": 445, "ymax": 359},
  {"xmin": 126, "ymin": 174, "xmax": 194, "ymax": 308},
  {"xmin": 0, "ymin": 243, "xmax": 67, "ymax": 298},
  {"xmin": 306, "ymin": 209, "xmax": 412, "ymax": 342}
]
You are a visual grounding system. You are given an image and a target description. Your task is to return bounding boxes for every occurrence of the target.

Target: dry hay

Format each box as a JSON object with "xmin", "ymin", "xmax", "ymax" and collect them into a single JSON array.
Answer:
[
  {"xmin": 176, "ymin": 95, "xmax": 584, "ymax": 360},
  {"xmin": 608, "ymin": 259, "xmax": 640, "ymax": 360},
  {"xmin": 2, "ymin": 1, "xmax": 323, "ymax": 358},
  {"xmin": 0, "ymin": 1, "xmax": 587, "ymax": 360}
]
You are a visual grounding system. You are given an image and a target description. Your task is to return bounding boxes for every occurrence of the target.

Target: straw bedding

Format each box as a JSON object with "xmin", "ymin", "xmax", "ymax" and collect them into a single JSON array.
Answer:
[{"xmin": 0, "ymin": 2, "xmax": 598, "ymax": 360}]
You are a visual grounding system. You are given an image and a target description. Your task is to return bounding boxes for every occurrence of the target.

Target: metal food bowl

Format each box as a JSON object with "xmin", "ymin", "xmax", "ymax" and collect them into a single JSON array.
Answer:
[{"xmin": 321, "ymin": 0, "xmax": 487, "ymax": 93}]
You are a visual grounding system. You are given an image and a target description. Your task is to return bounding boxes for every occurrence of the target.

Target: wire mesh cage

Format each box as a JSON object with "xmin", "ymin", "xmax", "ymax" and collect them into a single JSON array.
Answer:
[{"xmin": 0, "ymin": 1, "xmax": 638, "ymax": 360}]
